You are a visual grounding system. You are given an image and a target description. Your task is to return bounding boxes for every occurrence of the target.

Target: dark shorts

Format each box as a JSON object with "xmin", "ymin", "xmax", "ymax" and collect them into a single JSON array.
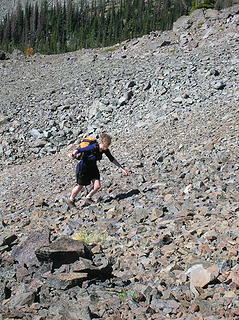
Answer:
[{"xmin": 76, "ymin": 162, "xmax": 100, "ymax": 186}]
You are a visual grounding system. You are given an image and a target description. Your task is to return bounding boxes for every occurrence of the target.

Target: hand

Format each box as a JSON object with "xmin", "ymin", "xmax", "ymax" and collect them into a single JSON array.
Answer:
[
  {"xmin": 122, "ymin": 168, "xmax": 130, "ymax": 176},
  {"xmin": 67, "ymin": 152, "xmax": 73, "ymax": 159},
  {"xmin": 68, "ymin": 151, "xmax": 77, "ymax": 159}
]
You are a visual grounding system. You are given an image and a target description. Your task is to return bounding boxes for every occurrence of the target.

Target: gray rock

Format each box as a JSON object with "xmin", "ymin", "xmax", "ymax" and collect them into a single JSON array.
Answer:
[
  {"xmin": 151, "ymin": 298, "xmax": 180, "ymax": 314},
  {"xmin": 205, "ymin": 9, "xmax": 219, "ymax": 19},
  {"xmin": 46, "ymin": 272, "xmax": 88, "ymax": 290},
  {"xmin": 32, "ymin": 139, "xmax": 47, "ymax": 147},
  {"xmin": 0, "ymin": 265, "xmax": 16, "ymax": 280},
  {"xmin": 11, "ymin": 49, "xmax": 23, "ymax": 57},
  {"xmin": 212, "ymin": 81, "xmax": 226, "ymax": 90},
  {"xmin": 172, "ymin": 96, "xmax": 183, "ymax": 103},
  {"xmin": 48, "ymin": 302, "xmax": 91, "ymax": 320},
  {"xmin": 0, "ymin": 115, "xmax": 9, "ymax": 126},
  {"xmin": 173, "ymin": 16, "xmax": 193, "ymax": 31},
  {"xmin": 29, "ymin": 128, "xmax": 43, "ymax": 138},
  {"xmin": 35, "ymin": 236, "xmax": 93, "ymax": 265},
  {"xmin": 63, "ymin": 224, "xmax": 74, "ymax": 236},
  {"xmin": 11, "ymin": 229, "xmax": 50, "ymax": 267},
  {"xmin": 118, "ymin": 91, "xmax": 133, "ymax": 106},
  {"xmin": 0, "ymin": 51, "xmax": 6, "ymax": 60},
  {"xmin": 8, "ymin": 292, "xmax": 35, "ymax": 308},
  {"xmin": 88, "ymin": 100, "xmax": 105, "ymax": 119},
  {"xmin": 61, "ymin": 305, "xmax": 91, "ymax": 320}
]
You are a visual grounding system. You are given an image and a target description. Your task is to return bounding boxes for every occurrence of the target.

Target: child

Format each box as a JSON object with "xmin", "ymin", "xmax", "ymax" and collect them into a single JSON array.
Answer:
[{"xmin": 68, "ymin": 133, "xmax": 129, "ymax": 206}]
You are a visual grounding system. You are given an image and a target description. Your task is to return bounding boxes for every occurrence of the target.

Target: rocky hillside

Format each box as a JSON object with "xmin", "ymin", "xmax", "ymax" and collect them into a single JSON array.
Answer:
[
  {"xmin": 0, "ymin": 5, "xmax": 239, "ymax": 320},
  {"xmin": 0, "ymin": 0, "xmax": 41, "ymax": 20}
]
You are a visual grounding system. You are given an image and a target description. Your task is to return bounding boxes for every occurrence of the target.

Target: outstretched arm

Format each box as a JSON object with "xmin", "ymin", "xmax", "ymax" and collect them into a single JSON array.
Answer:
[
  {"xmin": 112, "ymin": 158, "xmax": 129, "ymax": 176},
  {"xmin": 104, "ymin": 149, "xmax": 129, "ymax": 175}
]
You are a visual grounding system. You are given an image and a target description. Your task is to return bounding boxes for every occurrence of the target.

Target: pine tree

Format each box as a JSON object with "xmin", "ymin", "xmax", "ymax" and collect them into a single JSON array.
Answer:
[{"xmin": 0, "ymin": 0, "xmax": 231, "ymax": 55}]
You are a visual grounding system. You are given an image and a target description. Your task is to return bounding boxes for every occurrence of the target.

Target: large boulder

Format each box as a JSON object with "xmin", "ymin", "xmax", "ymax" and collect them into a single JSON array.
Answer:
[
  {"xmin": 11, "ymin": 229, "xmax": 50, "ymax": 267},
  {"xmin": 173, "ymin": 15, "xmax": 193, "ymax": 31},
  {"xmin": 35, "ymin": 236, "xmax": 93, "ymax": 268}
]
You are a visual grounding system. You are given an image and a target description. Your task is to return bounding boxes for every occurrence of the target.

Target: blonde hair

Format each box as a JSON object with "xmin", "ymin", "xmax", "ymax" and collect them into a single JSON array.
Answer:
[{"xmin": 100, "ymin": 133, "xmax": 112, "ymax": 146}]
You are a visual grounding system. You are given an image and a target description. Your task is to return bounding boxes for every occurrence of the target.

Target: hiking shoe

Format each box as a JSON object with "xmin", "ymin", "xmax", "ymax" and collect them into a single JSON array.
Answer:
[
  {"xmin": 66, "ymin": 198, "xmax": 76, "ymax": 209},
  {"xmin": 83, "ymin": 197, "xmax": 95, "ymax": 205}
]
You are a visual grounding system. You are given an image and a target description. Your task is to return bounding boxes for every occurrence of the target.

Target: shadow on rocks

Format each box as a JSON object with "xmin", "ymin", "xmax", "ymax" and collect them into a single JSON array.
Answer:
[{"xmin": 104, "ymin": 188, "xmax": 140, "ymax": 203}]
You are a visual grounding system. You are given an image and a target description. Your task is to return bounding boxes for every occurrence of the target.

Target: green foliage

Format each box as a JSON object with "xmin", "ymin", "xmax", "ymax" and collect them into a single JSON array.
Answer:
[
  {"xmin": 0, "ymin": 0, "xmax": 190, "ymax": 54},
  {"xmin": 118, "ymin": 289, "xmax": 142, "ymax": 302},
  {"xmin": 0, "ymin": 0, "xmax": 232, "ymax": 55},
  {"xmin": 118, "ymin": 289, "xmax": 136, "ymax": 301},
  {"xmin": 215, "ymin": 0, "xmax": 233, "ymax": 10},
  {"xmin": 72, "ymin": 229, "xmax": 108, "ymax": 245},
  {"xmin": 190, "ymin": 3, "xmax": 214, "ymax": 12},
  {"xmin": 196, "ymin": 21, "xmax": 204, "ymax": 28},
  {"xmin": 97, "ymin": 45, "xmax": 119, "ymax": 53},
  {"xmin": 190, "ymin": 0, "xmax": 214, "ymax": 12}
]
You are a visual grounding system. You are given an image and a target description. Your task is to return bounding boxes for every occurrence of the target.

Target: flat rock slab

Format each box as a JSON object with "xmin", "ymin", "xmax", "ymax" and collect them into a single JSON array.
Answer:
[
  {"xmin": 11, "ymin": 229, "xmax": 50, "ymax": 267},
  {"xmin": 7, "ymin": 292, "xmax": 35, "ymax": 308},
  {"xmin": 46, "ymin": 272, "xmax": 88, "ymax": 290},
  {"xmin": 186, "ymin": 264, "xmax": 219, "ymax": 291},
  {"xmin": 49, "ymin": 302, "xmax": 91, "ymax": 320},
  {"xmin": 35, "ymin": 236, "xmax": 93, "ymax": 268},
  {"xmin": 227, "ymin": 265, "xmax": 239, "ymax": 286}
]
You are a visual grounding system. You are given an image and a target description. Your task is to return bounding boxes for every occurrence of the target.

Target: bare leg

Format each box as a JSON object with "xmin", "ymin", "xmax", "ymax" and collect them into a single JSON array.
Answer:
[
  {"xmin": 86, "ymin": 179, "xmax": 101, "ymax": 199},
  {"xmin": 70, "ymin": 184, "xmax": 83, "ymax": 201},
  {"xmin": 85, "ymin": 182, "xmax": 94, "ymax": 196}
]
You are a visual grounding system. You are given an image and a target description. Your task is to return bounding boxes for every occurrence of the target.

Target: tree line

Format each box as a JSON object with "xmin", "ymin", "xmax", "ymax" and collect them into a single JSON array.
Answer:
[{"xmin": 0, "ymin": 0, "xmax": 233, "ymax": 54}]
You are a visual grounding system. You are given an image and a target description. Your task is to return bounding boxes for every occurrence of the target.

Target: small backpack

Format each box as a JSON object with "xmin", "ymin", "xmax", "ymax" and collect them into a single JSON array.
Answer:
[
  {"xmin": 79, "ymin": 136, "xmax": 97, "ymax": 149},
  {"xmin": 76, "ymin": 136, "xmax": 98, "ymax": 160},
  {"xmin": 67, "ymin": 136, "xmax": 98, "ymax": 160}
]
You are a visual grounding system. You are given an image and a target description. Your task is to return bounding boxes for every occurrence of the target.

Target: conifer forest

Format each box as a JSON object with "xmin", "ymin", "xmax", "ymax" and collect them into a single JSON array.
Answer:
[{"xmin": 0, "ymin": 0, "xmax": 235, "ymax": 54}]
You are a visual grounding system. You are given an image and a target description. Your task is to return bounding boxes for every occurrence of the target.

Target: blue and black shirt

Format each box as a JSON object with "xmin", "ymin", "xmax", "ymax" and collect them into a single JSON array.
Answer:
[{"xmin": 75, "ymin": 143, "xmax": 115, "ymax": 174}]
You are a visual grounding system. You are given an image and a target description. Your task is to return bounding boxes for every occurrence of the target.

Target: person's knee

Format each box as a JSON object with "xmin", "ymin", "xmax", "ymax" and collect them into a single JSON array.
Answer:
[
  {"xmin": 72, "ymin": 184, "xmax": 82, "ymax": 195},
  {"xmin": 94, "ymin": 185, "xmax": 101, "ymax": 192},
  {"xmin": 94, "ymin": 181, "xmax": 101, "ymax": 191}
]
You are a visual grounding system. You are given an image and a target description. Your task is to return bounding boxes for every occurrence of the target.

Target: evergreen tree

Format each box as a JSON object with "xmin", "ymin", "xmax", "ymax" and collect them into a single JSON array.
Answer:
[{"xmin": 0, "ymin": 0, "xmax": 231, "ymax": 55}]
